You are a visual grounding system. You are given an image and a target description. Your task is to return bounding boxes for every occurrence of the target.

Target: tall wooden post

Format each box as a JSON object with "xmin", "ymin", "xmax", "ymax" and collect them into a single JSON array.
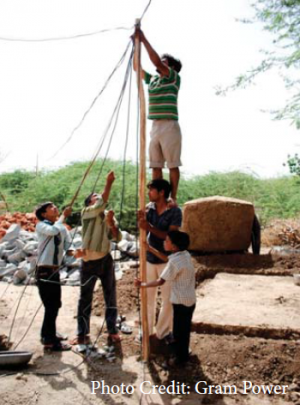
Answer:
[{"xmin": 135, "ymin": 19, "xmax": 149, "ymax": 361}]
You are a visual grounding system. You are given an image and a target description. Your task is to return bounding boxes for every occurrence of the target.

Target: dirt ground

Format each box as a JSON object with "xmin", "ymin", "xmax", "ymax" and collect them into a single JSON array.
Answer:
[{"xmin": 1, "ymin": 250, "xmax": 300, "ymax": 404}]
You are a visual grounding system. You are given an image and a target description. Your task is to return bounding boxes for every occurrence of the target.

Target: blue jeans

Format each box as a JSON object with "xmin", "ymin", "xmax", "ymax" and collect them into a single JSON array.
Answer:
[{"xmin": 77, "ymin": 253, "xmax": 118, "ymax": 337}]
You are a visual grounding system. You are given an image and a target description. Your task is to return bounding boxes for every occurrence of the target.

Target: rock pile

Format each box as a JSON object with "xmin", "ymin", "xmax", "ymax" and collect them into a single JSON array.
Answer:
[{"xmin": 0, "ymin": 223, "xmax": 139, "ymax": 286}]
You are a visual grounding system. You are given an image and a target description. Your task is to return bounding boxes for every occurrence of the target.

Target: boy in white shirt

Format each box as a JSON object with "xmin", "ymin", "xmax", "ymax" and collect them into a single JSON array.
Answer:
[{"xmin": 135, "ymin": 230, "xmax": 196, "ymax": 365}]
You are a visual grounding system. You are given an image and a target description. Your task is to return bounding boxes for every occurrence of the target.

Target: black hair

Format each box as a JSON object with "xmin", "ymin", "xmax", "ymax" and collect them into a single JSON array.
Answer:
[
  {"xmin": 147, "ymin": 179, "xmax": 171, "ymax": 200},
  {"xmin": 35, "ymin": 201, "xmax": 53, "ymax": 221},
  {"xmin": 167, "ymin": 230, "xmax": 190, "ymax": 251},
  {"xmin": 161, "ymin": 53, "xmax": 182, "ymax": 73},
  {"xmin": 84, "ymin": 193, "xmax": 94, "ymax": 207}
]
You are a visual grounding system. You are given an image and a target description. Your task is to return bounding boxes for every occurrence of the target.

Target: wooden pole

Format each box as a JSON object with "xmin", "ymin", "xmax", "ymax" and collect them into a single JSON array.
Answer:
[{"xmin": 135, "ymin": 19, "xmax": 149, "ymax": 361}]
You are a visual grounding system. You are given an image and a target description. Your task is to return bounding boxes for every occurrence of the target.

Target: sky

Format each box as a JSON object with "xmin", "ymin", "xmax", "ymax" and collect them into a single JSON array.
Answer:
[{"xmin": 0, "ymin": 0, "xmax": 299, "ymax": 179}]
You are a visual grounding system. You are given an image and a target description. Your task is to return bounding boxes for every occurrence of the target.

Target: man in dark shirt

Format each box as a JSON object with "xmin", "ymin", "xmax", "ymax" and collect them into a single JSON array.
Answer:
[{"xmin": 138, "ymin": 179, "xmax": 182, "ymax": 340}]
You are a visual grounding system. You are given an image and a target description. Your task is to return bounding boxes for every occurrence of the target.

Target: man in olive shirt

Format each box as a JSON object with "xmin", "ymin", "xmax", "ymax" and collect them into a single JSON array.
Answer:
[{"xmin": 71, "ymin": 171, "xmax": 122, "ymax": 345}]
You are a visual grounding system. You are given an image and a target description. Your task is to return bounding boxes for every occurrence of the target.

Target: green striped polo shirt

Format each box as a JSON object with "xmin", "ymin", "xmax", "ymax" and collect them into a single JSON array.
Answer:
[{"xmin": 144, "ymin": 67, "xmax": 180, "ymax": 120}]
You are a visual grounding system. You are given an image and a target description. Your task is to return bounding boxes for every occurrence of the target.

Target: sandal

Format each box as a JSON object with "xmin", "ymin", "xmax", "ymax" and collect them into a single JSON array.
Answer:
[
  {"xmin": 116, "ymin": 315, "xmax": 126, "ymax": 324},
  {"xmin": 108, "ymin": 334, "xmax": 121, "ymax": 343},
  {"xmin": 44, "ymin": 342, "xmax": 72, "ymax": 352},
  {"xmin": 69, "ymin": 336, "xmax": 91, "ymax": 345},
  {"xmin": 56, "ymin": 332, "xmax": 68, "ymax": 341},
  {"xmin": 120, "ymin": 323, "xmax": 133, "ymax": 335}
]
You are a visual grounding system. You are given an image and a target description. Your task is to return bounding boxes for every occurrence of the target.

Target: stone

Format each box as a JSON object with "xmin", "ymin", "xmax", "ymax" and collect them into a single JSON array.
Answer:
[
  {"xmin": 290, "ymin": 392, "xmax": 300, "ymax": 402},
  {"xmin": 182, "ymin": 196, "xmax": 255, "ymax": 252},
  {"xmin": 288, "ymin": 383, "xmax": 299, "ymax": 392},
  {"xmin": 13, "ymin": 268, "xmax": 27, "ymax": 285}
]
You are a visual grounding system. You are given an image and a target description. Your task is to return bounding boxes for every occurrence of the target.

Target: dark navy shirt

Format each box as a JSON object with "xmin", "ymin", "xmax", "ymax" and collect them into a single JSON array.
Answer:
[{"xmin": 146, "ymin": 202, "xmax": 182, "ymax": 264}]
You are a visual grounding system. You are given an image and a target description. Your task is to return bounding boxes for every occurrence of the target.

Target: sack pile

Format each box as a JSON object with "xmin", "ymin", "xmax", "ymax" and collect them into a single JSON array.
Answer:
[{"xmin": 0, "ymin": 223, "xmax": 138, "ymax": 286}]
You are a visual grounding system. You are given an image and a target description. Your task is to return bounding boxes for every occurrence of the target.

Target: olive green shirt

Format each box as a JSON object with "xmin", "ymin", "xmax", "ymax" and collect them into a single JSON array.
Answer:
[{"xmin": 81, "ymin": 196, "xmax": 121, "ymax": 254}]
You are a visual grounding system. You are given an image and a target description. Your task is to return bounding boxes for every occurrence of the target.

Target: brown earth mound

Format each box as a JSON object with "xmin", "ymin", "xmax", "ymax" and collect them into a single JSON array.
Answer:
[
  {"xmin": 262, "ymin": 218, "xmax": 300, "ymax": 248},
  {"xmin": 182, "ymin": 196, "xmax": 254, "ymax": 252}
]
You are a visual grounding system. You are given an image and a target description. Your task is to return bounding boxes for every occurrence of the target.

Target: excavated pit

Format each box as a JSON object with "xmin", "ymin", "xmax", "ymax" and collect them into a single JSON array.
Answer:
[{"xmin": 192, "ymin": 273, "xmax": 300, "ymax": 339}]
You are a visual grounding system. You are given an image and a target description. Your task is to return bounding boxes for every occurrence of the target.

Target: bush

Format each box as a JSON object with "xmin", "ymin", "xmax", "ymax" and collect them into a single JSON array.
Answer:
[{"xmin": 0, "ymin": 161, "xmax": 299, "ymax": 232}]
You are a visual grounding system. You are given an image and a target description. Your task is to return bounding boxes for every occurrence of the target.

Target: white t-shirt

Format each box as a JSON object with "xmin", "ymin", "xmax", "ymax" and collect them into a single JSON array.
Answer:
[{"xmin": 160, "ymin": 250, "xmax": 196, "ymax": 307}]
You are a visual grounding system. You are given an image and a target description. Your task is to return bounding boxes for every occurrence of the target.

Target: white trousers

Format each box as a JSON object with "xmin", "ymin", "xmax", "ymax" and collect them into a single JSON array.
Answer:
[{"xmin": 146, "ymin": 262, "xmax": 173, "ymax": 339}]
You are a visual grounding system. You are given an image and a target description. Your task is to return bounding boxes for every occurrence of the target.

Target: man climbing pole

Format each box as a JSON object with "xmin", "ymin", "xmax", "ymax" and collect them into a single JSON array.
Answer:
[{"xmin": 133, "ymin": 28, "xmax": 182, "ymax": 203}]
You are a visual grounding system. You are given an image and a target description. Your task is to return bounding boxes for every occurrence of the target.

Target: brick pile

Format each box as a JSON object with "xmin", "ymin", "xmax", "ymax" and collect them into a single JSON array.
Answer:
[{"xmin": 0, "ymin": 212, "xmax": 37, "ymax": 239}]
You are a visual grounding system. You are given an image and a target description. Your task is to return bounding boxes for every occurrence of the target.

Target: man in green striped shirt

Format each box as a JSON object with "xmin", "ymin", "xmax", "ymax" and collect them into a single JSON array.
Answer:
[{"xmin": 134, "ymin": 29, "xmax": 182, "ymax": 203}]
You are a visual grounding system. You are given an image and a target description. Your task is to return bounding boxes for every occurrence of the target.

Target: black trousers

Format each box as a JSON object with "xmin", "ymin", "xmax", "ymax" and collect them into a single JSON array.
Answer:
[
  {"xmin": 77, "ymin": 253, "xmax": 118, "ymax": 337},
  {"xmin": 173, "ymin": 303, "xmax": 195, "ymax": 363},
  {"xmin": 36, "ymin": 267, "xmax": 61, "ymax": 345}
]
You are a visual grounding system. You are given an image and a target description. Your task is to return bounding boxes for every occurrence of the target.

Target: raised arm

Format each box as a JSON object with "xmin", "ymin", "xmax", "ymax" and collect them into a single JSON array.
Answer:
[
  {"xmin": 36, "ymin": 206, "xmax": 72, "ymax": 236},
  {"xmin": 137, "ymin": 29, "xmax": 169, "ymax": 77},
  {"xmin": 102, "ymin": 171, "xmax": 115, "ymax": 203}
]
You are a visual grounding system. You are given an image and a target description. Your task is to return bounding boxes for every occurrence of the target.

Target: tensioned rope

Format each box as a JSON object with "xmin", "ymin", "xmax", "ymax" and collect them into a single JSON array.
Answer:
[
  {"xmin": 4, "ymin": 0, "xmax": 153, "ymax": 377},
  {"xmin": 10, "ymin": 43, "xmax": 135, "ymax": 351},
  {"xmin": 118, "ymin": 57, "xmax": 133, "ymax": 227},
  {"xmin": 0, "ymin": 25, "xmax": 132, "ymax": 43},
  {"xmin": 50, "ymin": 40, "xmax": 132, "ymax": 159},
  {"xmin": 91, "ymin": 46, "xmax": 134, "ymax": 193},
  {"xmin": 0, "ymin": 0, "xmax": 151, "ymax": 43},
  {"xmin": 69, "ymin": 40, "xmax": 134, "ymax": 207}
]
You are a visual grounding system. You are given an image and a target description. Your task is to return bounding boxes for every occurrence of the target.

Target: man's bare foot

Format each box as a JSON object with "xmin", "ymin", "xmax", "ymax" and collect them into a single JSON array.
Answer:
[{"xmin": 167, "ymin": 198, "xmax": 178, "ymax": 208}]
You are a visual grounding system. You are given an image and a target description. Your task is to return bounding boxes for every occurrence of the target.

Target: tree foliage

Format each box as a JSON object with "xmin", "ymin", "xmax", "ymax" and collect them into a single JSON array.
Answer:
[
  {"xmin": 217, "ymin": 0, "xmax": 300, "ymax": 128},
  {"xmin": 0, "ymin": 170, "xmax": 36, "ymax": 194}
]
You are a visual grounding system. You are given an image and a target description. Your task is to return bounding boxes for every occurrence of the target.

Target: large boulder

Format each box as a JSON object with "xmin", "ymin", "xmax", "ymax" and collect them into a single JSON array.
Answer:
[{"xmin": 182, "ymin": 196, "xmax": 255, "ymax": 252}]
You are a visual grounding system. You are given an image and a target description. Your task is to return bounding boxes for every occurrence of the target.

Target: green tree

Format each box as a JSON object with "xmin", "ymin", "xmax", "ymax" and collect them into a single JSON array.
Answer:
[
  {"xmin": 0, "ymin": 170, "xmax": 35, "ymax": 194},
  {"xmin": 217, "ymin": 0, "xmax": 300, "ymax": 127}
]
